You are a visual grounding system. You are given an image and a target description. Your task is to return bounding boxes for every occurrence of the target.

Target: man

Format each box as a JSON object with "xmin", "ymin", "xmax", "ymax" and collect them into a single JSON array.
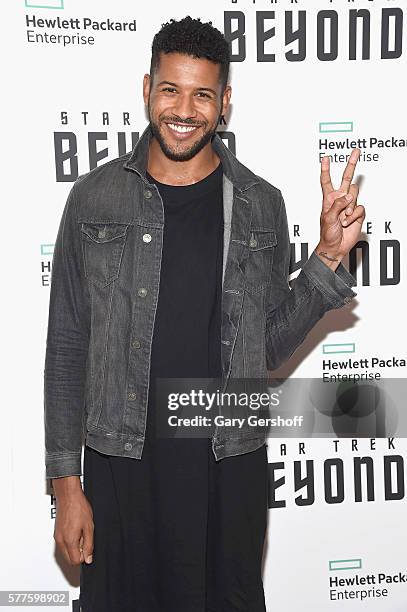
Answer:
[{"xmin": 44, "ymin": 15, "xmax": 365, "ymax": 612}]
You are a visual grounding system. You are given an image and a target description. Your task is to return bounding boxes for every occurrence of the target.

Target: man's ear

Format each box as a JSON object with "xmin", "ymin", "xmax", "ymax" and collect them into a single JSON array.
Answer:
[
  {"xmin": 221, "ymin": 85, "xmax": 232, "ymax": 117},
  {"xmin": 143, "ymin": 74, "xmax": 151, "ymax": 106}
]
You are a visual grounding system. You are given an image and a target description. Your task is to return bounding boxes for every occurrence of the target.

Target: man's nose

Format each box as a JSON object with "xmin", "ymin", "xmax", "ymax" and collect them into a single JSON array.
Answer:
[{"xmin": 172, "ymin": 93, "xmax": 197, "ymax": 120}]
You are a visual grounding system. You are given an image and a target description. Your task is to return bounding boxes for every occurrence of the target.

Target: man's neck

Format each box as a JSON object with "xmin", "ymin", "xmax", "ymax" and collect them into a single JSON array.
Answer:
[{"xmin": 146, "ymin": 137, "xmax": 221, "ymax": 186}]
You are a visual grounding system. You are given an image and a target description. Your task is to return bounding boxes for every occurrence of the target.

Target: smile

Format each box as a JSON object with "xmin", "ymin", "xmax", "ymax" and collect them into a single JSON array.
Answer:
[
  {"xmin": 167, "ymin": 123, "xmax": 198, "ymax": 133},
  {"xmin": 165, "ymin": 122, "xmax": 200, "ymax": 138}
]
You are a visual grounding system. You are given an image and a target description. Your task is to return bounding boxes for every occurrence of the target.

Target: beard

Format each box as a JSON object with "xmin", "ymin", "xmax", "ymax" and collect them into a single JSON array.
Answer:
[{"xmin": 148, "ymin": 102, "xmax": 222, "ymax": 162}]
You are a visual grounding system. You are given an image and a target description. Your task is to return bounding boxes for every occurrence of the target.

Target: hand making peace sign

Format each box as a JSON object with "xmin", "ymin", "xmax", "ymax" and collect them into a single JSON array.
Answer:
[{"xmin": 316, "ymin": 148, "xmax": 366, "ymax": 266}]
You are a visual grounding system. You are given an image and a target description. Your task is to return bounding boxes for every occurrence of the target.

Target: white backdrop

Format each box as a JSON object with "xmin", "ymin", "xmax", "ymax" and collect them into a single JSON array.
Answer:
[{"xmin": 2, "ymin": 1, "xmax": 406, "ymax": 610}]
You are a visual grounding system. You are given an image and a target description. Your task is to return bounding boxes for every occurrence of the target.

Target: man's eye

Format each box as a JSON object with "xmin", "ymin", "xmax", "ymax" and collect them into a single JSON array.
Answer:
[
  {"xmin": 162, "ymin": 87, "xmax": 176, "ymax": 93},
  {"xmin": 197, "ymin": 92, "xmax": 210, "ymax": 98}
]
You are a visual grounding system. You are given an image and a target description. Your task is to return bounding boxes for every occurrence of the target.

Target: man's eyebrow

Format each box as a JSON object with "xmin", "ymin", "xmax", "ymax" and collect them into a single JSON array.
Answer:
[{"xmin": 156, "ymin": 81, "xmax": 217, "ymax": 95}]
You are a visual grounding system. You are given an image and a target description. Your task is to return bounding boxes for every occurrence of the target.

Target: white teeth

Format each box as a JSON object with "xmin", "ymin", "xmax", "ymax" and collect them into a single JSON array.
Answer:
[{"xmin": 167, "ymin": 123, "xmax": 197, "ymax": 133}]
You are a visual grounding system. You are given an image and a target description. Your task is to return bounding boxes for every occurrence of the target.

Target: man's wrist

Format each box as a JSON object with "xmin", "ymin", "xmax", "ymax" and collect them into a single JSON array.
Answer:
[
  {"xmin": 314, "ymin": 243, "xmax": 344, "ymax": 272},
  {"xmin": 52, "ymin": 475, "xmax": 83, "ymax": 499}
]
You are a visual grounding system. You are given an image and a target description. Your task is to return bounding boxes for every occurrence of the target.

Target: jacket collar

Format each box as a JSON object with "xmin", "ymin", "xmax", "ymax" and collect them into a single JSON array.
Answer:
[{"xmin": 123, "ymin": 122, "xmax": 259, "ymax": 193}]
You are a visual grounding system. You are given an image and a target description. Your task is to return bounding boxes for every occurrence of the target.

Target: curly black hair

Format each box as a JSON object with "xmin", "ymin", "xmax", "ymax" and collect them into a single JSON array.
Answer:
[{"xmin": 150, "ymin": 16, "xmax": 230, "ymax": 92}]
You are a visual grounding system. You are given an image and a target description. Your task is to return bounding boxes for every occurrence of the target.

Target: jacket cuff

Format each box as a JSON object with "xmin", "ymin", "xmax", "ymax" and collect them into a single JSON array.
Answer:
[
  {"xmin": 45, "ymin": 452, "xmax": 82, "ymax": 480},
  {"xmin": 302, "ymin": 250, "xmax": 357, "ymax": 308}
]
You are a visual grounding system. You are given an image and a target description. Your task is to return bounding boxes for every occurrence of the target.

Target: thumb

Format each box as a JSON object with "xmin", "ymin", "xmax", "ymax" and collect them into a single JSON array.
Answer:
[
  {"xmin": 79, "ymin": 534, "xmax": 84, "ymax": 563},
  {"xmin": 82, "ymin": 522, "xmax": 94, "ymax": 564}
]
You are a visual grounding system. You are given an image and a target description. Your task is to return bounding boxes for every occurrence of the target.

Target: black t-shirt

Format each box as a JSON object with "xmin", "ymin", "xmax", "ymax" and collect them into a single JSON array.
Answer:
[{"xmin": 146, "ymin": 161, "xmax": 224, "ymax": 387}]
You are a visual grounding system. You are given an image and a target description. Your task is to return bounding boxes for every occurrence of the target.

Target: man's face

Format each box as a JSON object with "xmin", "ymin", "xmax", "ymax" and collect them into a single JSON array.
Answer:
[{"xmin": 143, "ymin": 51, "xmax": 231, "ymax": 162}]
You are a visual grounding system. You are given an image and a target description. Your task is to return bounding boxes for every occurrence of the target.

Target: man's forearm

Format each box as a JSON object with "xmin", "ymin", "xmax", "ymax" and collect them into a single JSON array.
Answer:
[
  {"xmin": 265, "ymin": 250, "xmax": 357, "ymax": 371},
  {"xmin": 44, "ymin": 181, "xmax": 90, "ymax": 482}
]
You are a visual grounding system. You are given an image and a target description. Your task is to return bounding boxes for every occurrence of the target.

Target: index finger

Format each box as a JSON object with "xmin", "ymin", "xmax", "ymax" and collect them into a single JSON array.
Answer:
[
  {"xmin": 64, "ymin": 533, "xmax": 83, "ymax": 566},
  {"xmin": 320, "ymin": 155, "xmax": 334, "ymax": 198},
  {"xmin": 339, "ymin": 148, "xmax": 360, "ymax": 193}
]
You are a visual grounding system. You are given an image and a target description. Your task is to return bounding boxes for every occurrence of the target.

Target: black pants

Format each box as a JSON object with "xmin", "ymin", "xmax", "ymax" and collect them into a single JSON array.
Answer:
[{"xmin": 79, "ymin": 435, "xmax": 268, "ymax": 612}]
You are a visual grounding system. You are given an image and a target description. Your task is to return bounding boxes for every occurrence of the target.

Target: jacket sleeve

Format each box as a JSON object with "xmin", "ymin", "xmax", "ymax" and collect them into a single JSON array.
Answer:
[
  {"xmin": 265, "ymin": 191, "xmax": 357, "ymax": 371},
  {"xmin": 43, "ymin": 180, "xmax": 90, "ymax": 480}
]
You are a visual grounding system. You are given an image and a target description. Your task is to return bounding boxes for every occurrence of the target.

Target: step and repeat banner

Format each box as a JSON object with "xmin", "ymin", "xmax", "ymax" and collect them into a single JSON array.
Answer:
[{"xmin": 2, "ymin": 0, "xmax": 406, "ymax": 610}]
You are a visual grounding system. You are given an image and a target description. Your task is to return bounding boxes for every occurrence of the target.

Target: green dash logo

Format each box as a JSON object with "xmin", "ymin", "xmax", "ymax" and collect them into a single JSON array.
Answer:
[
  {"xmin": 323, "ymin": 343, "xmax": 356, "ymax": 355},
  {"xmin": 329, "ymin": 558, "xmax": 362, "ymax": 571},
  {"xmin": 41, "ymin": 244, "xmax": 54, "ymax": 256},
  {"xmin": 319, "ymin": 122, "xmax": 353, "ymax": 133},
  {"xmin": 25, "ymin": 0, "xmax": 64, "ymax": 8}
]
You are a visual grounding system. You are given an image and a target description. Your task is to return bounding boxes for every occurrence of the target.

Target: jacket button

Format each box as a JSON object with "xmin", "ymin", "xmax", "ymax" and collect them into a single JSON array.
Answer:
[
  {"xmin": 249, "ymin": 237, "xmax": 257, "ymax": 248},
  {"xmin": 124, "ymin": 442, "xmax": 132, "ymax": 451},
  {"xmin": 128, "ymin": 392, "xmax": 137, "ymax": 400},
  {"xmin": 144, "ymin": 190, "xmax": 152, "ymax": 199},
  {"xmin": 132, "ymin": 339, "xmax": 141, "ymax": 349},
  {"xmin": 137, "ymin": 287, "xmax": 147, "ymax": 297},
  {"xmin": 142, "ymin": 233, "xmax": 152, "ymax": 243}
]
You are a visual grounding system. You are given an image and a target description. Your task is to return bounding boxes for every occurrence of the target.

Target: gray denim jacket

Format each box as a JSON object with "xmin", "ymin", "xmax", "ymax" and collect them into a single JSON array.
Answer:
[{"xmin": 44, "ymin": 122, "xmax": 357, "ymax": 479}]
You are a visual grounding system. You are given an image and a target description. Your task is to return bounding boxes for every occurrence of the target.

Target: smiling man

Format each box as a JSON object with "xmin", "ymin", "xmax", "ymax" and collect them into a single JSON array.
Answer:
[{"xmin": 45, "ymin": 15, "xmax": 365, "ymax": 612}]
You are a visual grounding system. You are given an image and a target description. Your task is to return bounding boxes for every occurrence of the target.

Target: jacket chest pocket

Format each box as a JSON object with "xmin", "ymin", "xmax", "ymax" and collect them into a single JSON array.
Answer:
[
  {"xmin": 240, "ymin": 228, "xmax": 277, "ymax": 294},
  {"xmin": 80, "ymin": 222, "xmax": 130, "ymax": 288}
]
